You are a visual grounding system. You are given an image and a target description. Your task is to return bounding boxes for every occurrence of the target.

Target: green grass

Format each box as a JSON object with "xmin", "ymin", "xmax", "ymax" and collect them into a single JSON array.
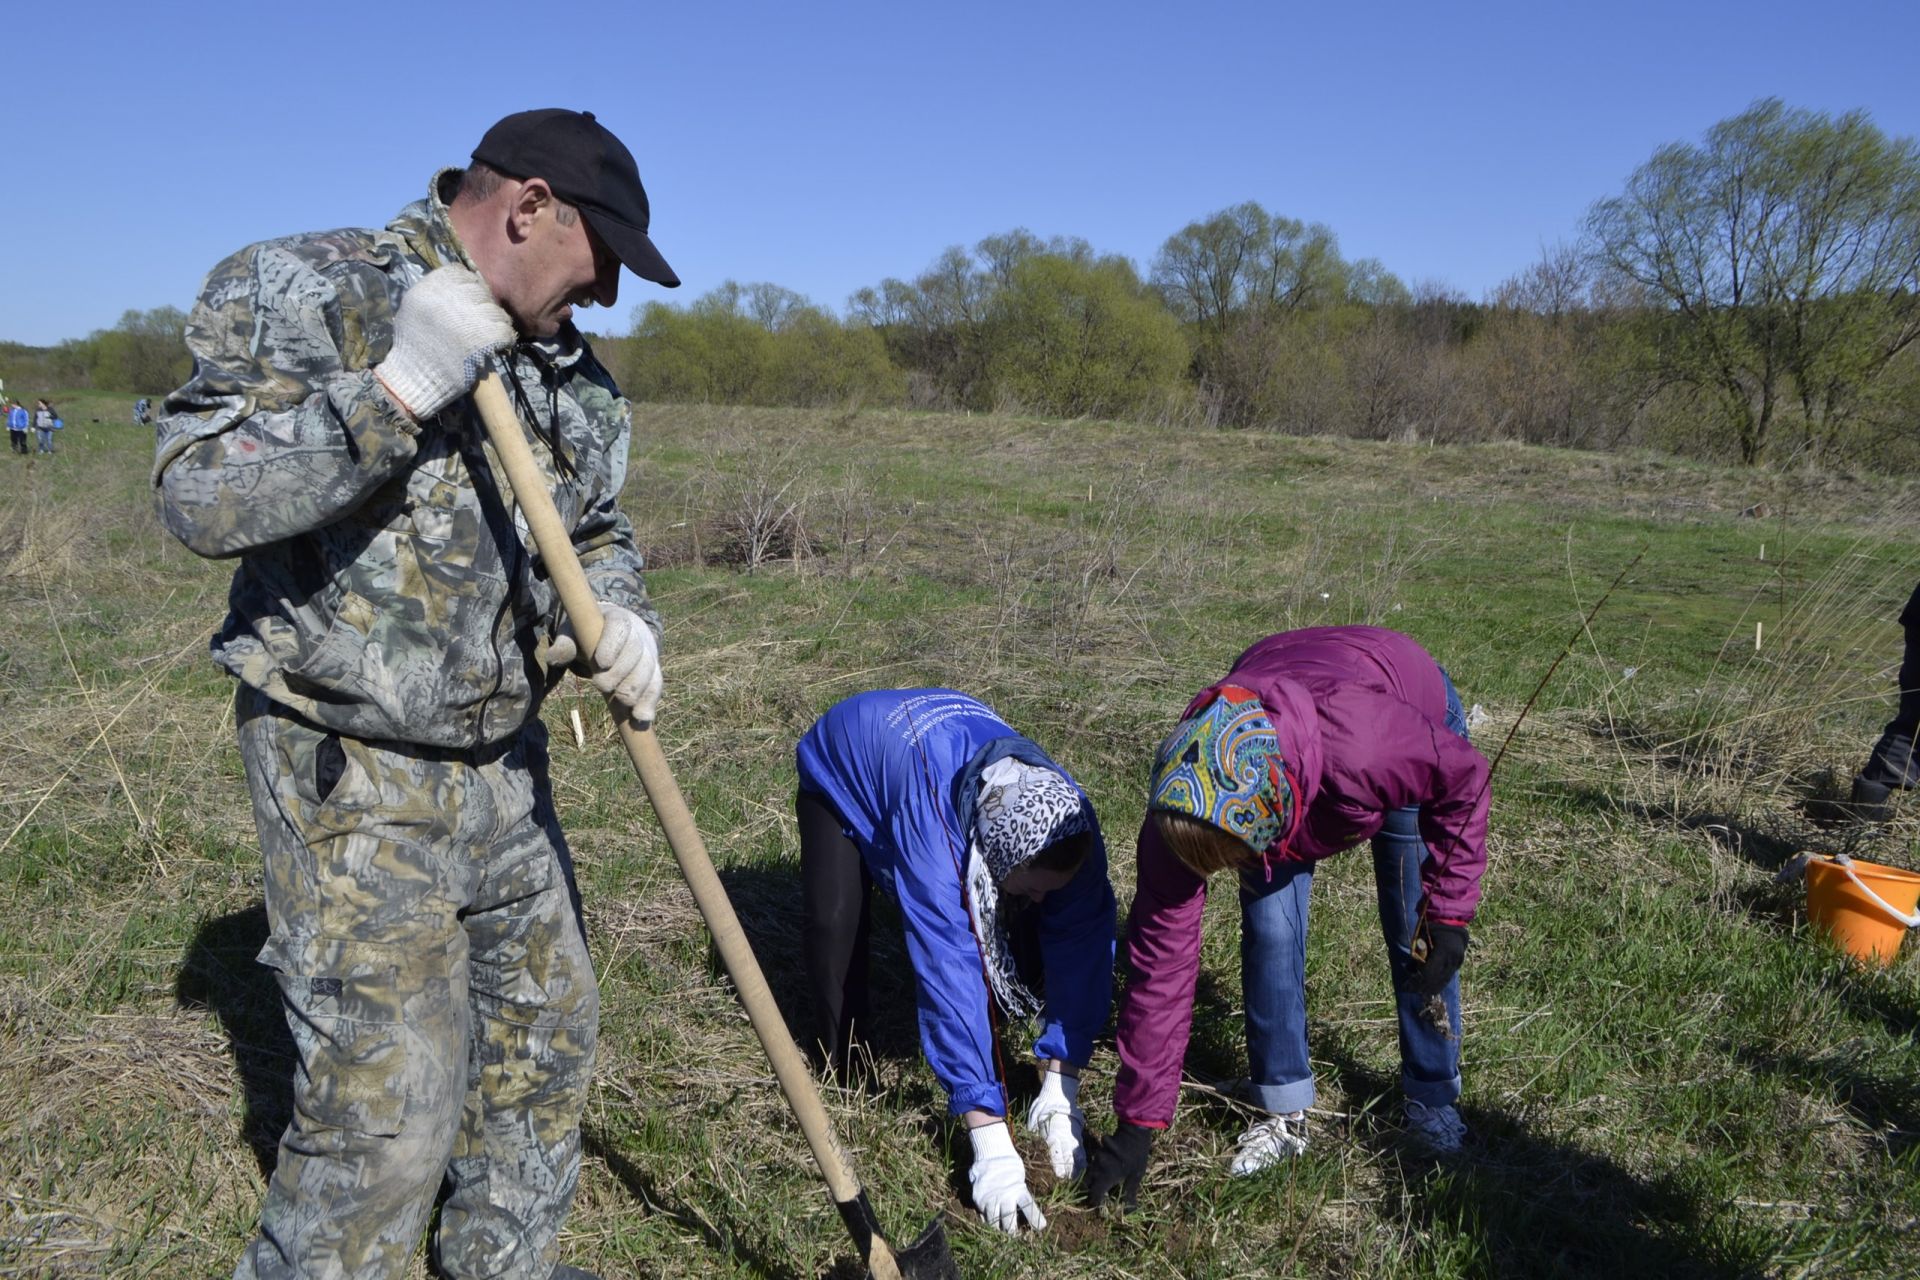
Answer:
[{"xmin": 2, "ymin": 395, "xmax": 1918, "ymax": 1276}]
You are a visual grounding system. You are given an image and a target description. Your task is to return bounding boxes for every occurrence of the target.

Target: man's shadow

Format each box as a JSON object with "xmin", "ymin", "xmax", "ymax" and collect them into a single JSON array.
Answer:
[
  {"xmin": 174, "ymin": 903, "xmax": 294, "ymax": 1177},
  {"xmin": 582, "ymin": 1126, "xmax": 854, "ymax": 1280},
  {"xmin": 717, "ymin": 856, "xmax": 1061, "ymax": 1219},
  {"xmin": 713, "ymin": 859, "xmax": 923, "ymax": 1073}
]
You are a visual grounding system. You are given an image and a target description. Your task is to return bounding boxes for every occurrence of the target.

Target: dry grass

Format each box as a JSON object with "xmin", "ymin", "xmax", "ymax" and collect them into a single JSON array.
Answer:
[{"xmin": 1, "ymin": 400, "xmax": 1917, "ymax": 1276}]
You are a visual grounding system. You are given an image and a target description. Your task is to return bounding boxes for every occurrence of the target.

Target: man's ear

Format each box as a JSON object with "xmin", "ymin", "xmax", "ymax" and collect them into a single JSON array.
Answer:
[{"xmin": 506, "ymin": 179, "xmax": 554, "ymax": 242}]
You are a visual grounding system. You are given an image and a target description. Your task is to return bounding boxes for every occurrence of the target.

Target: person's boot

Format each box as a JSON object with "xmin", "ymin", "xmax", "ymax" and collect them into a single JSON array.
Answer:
[{"xmin": 1846, "ymin": 775, "xmax": 1895, "ymax": 824}]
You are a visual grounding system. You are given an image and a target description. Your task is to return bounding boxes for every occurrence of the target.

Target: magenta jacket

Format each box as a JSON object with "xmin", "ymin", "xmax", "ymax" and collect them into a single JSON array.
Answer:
[{"xmin": 1113, "ymin": 627, "xmax": 1490, "ymax": 1128}]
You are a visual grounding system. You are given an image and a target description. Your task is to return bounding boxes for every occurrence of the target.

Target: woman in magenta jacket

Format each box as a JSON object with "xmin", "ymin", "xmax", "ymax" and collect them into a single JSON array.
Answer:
[{"xmin": 1086, "ymin": 626, "xmax": 1490, "ymax": 1205}]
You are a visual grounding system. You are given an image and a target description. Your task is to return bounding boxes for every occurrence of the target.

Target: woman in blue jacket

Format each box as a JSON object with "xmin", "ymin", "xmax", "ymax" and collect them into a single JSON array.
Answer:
[{"xmin": 795, "ymin": 688, "xmax": 1116, "ymax": 1235}]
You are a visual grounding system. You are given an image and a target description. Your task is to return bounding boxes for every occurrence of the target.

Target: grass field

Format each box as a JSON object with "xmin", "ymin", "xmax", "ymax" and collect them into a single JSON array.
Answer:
[{"xmin": 3, "ymin": 390, "xmax": 1919, "ymax": 1278}]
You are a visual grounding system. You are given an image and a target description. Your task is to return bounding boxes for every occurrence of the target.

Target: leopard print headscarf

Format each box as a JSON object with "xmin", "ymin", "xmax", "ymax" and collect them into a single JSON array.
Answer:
[{"xmin": 964, "ymin": 757, "xmax": 1092, "ymax": 1019}]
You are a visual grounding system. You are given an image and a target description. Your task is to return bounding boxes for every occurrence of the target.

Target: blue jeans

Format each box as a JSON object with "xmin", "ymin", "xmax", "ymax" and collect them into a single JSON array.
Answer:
[{"xmin": 1241, "ymin": 674, "xmax": 1467, "ymax": 1114}]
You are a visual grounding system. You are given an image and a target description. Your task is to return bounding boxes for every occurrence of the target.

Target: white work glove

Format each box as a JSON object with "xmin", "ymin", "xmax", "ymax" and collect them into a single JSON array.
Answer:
[
  {"xmin": 967, "ymin": 1121, "xmax": 1046, "ymax": 1234},
  {"xmin": 548, "ymin": 602, "xmax": 662, "ymax": 722},
  {"xmin": 1025, "ymin": 1069, "xmax": 1086, "ymax": 1179},
  {"xmin": 374, "ymin": 266, "xmax": 516, "ymax": 420}
]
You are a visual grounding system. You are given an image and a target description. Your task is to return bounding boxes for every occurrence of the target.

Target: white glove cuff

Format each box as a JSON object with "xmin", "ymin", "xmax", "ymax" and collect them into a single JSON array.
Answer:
[
  {"xmin": 1028, "ymin": 1069, "xmax": 1079, "ymax": 1127},
  {"xmin": 1041, "ymin": 1069, "xmax": 1079, "ymax": 1108},
  {"xmin": 374, "ymin": 353, "xmax": 458, "ymax": 422},
  {"xmin": 968, "ymin": 1120, "xmax": 1017, "ymax": 1163}
]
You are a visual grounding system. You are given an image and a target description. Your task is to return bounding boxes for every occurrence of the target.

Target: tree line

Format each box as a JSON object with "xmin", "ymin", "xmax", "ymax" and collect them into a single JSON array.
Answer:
[
  {"xmin": 0, "ymin": 307, "xmax": 193, "ymax": 399},
  {"xmin": 602, "ymin": 99, "xmax": 1920, "ymax": 471},
  {"xmin": 11, "ymin": 101, "xmax": 1915, "ymax": 471}
]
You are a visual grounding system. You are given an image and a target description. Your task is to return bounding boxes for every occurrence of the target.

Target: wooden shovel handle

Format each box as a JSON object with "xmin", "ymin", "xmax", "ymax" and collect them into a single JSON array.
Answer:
[{"xmin": 471, "ymin": 374, "xmax": 903, "ymax": 1277}]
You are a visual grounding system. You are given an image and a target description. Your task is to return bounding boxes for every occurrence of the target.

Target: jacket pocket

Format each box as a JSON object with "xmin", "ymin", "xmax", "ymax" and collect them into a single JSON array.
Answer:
[
  {"xmin": 403, "ymin": 472, "xmax": 466, "ymax": 543},
  {"xmin": 314, "ymin": 734, "xmax": 347, "ymax": 806},
  {"xmin": 284, "ymin": 590, "xmax": 377, "ymax": 690}
]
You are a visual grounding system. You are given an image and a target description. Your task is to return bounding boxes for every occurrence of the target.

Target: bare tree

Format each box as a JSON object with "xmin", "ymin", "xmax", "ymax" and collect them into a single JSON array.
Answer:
[
  {"xmin": 744, "ymin": 282, "xmax": 809, "ymax": 332},
  {"xmin": 1587, "ymin": 99, "xmax": 1920, "ymax": 463},
  {"xmin": 1150, "ymin": 202, "xmax": 1351, "ymax": 342}
]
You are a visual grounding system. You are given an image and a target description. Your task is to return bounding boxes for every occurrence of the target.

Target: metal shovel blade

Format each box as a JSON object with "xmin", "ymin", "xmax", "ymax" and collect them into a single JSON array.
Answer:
[
  {"xmin": 838, "ymin": 1193, "xmax": 960, "ymax": 1280},
  {"xmin": 887, "ymin": 1215, "xmax": 959, "ymax": 1280}
]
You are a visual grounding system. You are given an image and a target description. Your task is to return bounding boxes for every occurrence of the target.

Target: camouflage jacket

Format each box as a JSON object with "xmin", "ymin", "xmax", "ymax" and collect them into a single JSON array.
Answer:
[{"xmin": 155, "ymin": 170, "xmax": 656, "ymax": 749}]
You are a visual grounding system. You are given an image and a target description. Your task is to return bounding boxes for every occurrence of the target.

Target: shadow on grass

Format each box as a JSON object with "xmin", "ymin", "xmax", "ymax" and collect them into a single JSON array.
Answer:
[
  {"xmin": 1540, "ymin": 781, "xmax": 1809, "ymax": 873},
  {"xmin": 713, "ymin": 861, "xmax": 929, "ymax": 1074},
  {"xmin": 582, "ymin": 1125, "xmax": 857, "ymax": 1279},
  {"xmin": 174, "ymin": 901, "xmax": 292, "ymax": 1178},
  {"xmin": 1319, "ymin": 1050, "xmax": 1774, "ymax": 1278},
  {"xmin": 1560, "ymin": 719, "xmax": 1903, "ymax": 861},
  {"xmin": 1578, "ymin": 713, "xmax": 1815, "ymax": 808},
  {"xmin": 1833, "ymin": 968, "xmax": 1920, "ymax": 1041},
  {"xmin": 589, "ymin": 1102, "xmax": 963, "ymax": 1280},
  {"xmin": 1735, "ymin": 1043, "xmax": 1920, "ymax": 1163}
]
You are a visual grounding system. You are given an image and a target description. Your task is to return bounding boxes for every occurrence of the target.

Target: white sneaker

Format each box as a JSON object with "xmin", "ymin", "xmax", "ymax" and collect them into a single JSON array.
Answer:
[
  {"xmin": 1404, "ymin": 1101, "xmax": 1467, "ymax": 1154},
  {"xmin": 1229, "ymin": 1110, "xmax": 1309, "ymax": 1176}
]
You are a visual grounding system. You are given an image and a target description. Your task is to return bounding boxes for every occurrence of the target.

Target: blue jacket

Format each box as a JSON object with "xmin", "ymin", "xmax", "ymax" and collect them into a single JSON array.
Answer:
[
  {"xmin": 796, "ymin": 689, "xmax": 1116, "ymax": 1117},
  {"xmin": 6, "ymin": 407, "xmax": 25, "ymax": 431}
]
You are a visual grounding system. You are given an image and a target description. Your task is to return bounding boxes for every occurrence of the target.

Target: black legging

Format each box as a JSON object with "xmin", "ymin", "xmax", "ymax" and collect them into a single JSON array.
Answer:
[
  {"xmin": 797, "ymin": 788, "xmax": 1051, "ymax": 1080},
  {"xmin": 798, "ymin": 789, "xmax": 873, "ymax": 1072}
]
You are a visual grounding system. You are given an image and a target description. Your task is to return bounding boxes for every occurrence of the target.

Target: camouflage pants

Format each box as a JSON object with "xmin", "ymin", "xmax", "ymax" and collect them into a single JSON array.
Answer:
[{"xmin": 232, "ymin": 688, "xmax": 598, "ymax": 1280}]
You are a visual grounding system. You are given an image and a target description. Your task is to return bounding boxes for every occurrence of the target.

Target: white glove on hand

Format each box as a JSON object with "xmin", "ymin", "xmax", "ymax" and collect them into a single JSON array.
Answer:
[
  {"xmin": 548, "ymin": 603, "xmax": 662, "ymax": 722},
  {"xmin": 374, "ymin": 266, "xmax": 516, "ymax": 420},
  {"xmin": 967, "ymin": 1121, "xmax": 1046, "ymax": 1234},
  {"xmin": 1025, "ymin": 1069, "xmax": 1087, "ymax": 1179}
]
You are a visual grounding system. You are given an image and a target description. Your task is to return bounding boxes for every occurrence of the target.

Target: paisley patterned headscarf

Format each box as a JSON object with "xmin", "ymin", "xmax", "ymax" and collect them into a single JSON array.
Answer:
[
  {"xmin": 1147, "ymin": 685, "xmax": 1293, "ymax": 854},
  {"xmin": 963, "ymin": 757, "xmax": 1092, "ymax": 1020}
]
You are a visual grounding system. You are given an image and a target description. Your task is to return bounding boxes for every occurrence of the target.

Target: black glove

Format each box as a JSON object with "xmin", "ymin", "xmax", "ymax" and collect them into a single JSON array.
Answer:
[
  {"xmin": 1083, "ymin": 1122, "xmax": 1154, "ymax": 1210},
  {"xmin": 1409, "ymin": 920, "xmax": 1469, "ymax": 998}
]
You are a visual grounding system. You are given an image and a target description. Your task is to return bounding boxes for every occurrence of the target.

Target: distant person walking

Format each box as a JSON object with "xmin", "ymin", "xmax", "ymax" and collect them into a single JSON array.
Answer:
[
  {"xmin": 5, "ymin": 400, "xmax": 27, "ymax": 454},
  {"xmin": 33, "ymin": 399, "xmax": 58, "ymax": 454},
  {"xmin": 133, "ymin": 397, "xmax": 151, "ymax": 428}
]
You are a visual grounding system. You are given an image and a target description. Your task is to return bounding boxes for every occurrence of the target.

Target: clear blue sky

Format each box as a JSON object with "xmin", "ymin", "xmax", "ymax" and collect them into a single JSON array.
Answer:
[{"xmin": 3, "ymin": 0, "xmax": 1916, "ymax": 347}]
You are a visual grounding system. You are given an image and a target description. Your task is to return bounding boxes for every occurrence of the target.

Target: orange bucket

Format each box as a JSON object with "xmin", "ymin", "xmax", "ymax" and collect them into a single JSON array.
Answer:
[{"xmin": 1805, "ymin": 856, "xmax": 1920, "ymax": 966}]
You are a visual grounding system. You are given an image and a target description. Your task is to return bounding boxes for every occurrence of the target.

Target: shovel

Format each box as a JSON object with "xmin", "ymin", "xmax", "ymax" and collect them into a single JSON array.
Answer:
[{"xmin": 473, "ymin": 373, "xmax": 959, "ymax": 1280}]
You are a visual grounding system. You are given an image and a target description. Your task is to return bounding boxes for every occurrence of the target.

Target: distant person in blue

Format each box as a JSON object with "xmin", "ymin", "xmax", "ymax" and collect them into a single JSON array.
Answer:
[
  {"xmin": 33, "ymin": 399, "xmax": 58, "ymax": 454},
  {"xmin": 794, "ymin": 688, "xmax": 1116, "ymax": 1235},
  {"xmin": 133, "ymin": 397, "xmax": 151, "ymax": 428},
  {"xmin": 6, "ymin": 401, "xmax": 27, "ymax": 455}
]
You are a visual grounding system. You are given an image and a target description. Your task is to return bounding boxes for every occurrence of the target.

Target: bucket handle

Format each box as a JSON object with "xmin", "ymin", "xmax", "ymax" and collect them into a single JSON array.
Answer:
[{"xmin": 1829, "ymin": 856, "xmax": 1920, "ymax": 929}]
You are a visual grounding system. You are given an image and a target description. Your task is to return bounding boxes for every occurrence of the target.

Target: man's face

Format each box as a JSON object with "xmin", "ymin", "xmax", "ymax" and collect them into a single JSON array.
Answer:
[{"xmin": 502, "ymin": 191, "xmax": 621, "ymax": 338}]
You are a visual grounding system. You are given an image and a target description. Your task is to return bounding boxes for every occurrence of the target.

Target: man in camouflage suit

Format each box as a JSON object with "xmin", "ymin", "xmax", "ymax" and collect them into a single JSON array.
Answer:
[{"xmin": 155, "ymin": 110, "xmax": 679, "ymax": 1280}]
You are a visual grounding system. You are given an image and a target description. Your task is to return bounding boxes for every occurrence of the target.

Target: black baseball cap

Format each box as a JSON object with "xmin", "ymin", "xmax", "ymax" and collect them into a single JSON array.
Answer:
[{"xmin": 472, "ymin": 108, "xmax": 680, "ymax": 288}]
